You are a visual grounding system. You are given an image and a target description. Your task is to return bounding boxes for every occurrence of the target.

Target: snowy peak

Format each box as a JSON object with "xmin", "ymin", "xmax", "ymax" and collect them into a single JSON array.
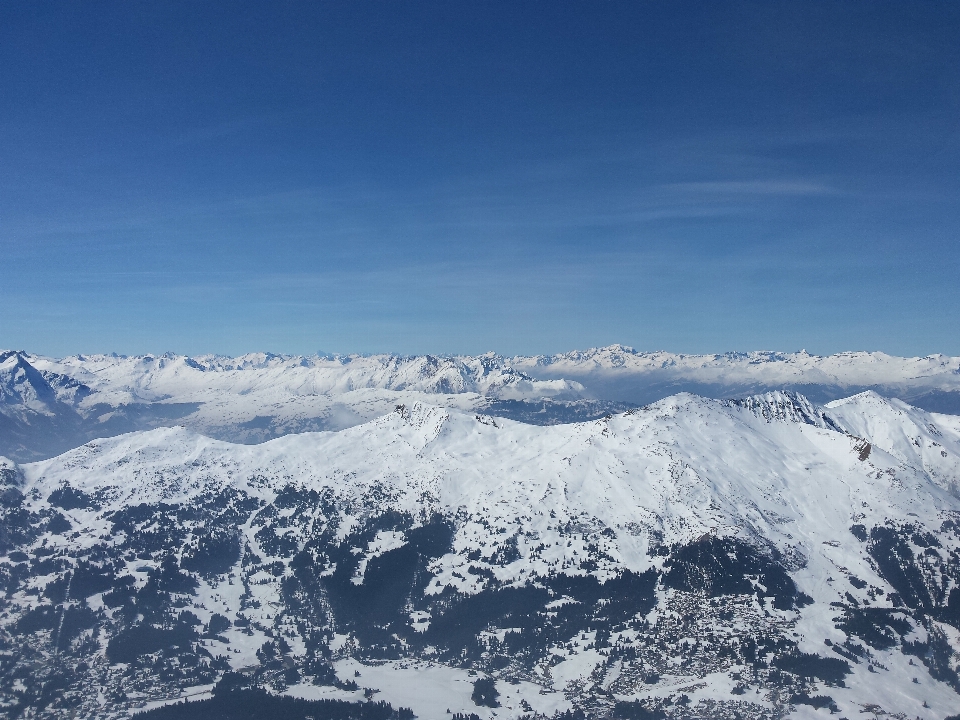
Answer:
[
  {"xmin": 825, "ymin": 391, "xmax": 960, "ymax": 494},
  {"xmin": 0, "ymin": 352, "xmax": 92, "ymax": 461},
  {"xmin": 724, "ymin": 390, "xmax": 841, "ymax": 430},
  {"xmin": 0, "ymin": 350, "xmax": 62, "ymax": 415},
  {"xmin": 27, "ymin": 425, "xmax": 241, "ymax": 505},
  {"xmin": 0, "ymin": 351, "xmax": 92, "ymax": 414},
  {"xmin": 521, "ymin": 343, "xmax": 640, "ymax": 369}
]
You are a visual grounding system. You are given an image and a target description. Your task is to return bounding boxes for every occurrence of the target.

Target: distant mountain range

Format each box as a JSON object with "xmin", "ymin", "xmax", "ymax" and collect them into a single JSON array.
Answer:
[
  {"xmin": 3, "ymin": 346, "xmax": 960, "ymax": 462},
  {"xmin": 0, "ymin": 350, "xmax": 592, "ymax": 462},
  {"xmin": 512, "ymin": 345, "xmax": 960, "ymax": 410},
  {"xmin": 3, "ymin": 390, "xmax": 960, "ymax": 718}
]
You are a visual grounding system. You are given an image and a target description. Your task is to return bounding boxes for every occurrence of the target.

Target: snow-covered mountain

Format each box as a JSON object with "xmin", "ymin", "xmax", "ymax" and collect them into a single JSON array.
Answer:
[
  {"xmin": 4, "ymin": 391, "xmax": 960, "ymax": 719},
  {"xmin": 0, "ymin": 351, "xmax": 89, "ymax": 461},
  {"xmin": 32, "ymin": 351, "xmax": 584, "ymax": 405},
  {"xmin": 4, "ymin": 346, "xmax": 960, "ymax": 464},
  {"xmin": 2, "ymin": 351, "xmax": 599, "ymax": 462},
  {"xmin": 514, "ymin": 345, "xmax": 960, "ymax": 411}
]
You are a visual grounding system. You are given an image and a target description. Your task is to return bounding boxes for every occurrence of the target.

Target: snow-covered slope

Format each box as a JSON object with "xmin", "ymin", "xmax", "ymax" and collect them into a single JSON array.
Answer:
[
  {"xmin": 825, "ymin": 391, "xmax": 960, "ymax": 497},
  {"xmin": 4, "ymin": 393, "xmax": 960, "ymax": 719}
]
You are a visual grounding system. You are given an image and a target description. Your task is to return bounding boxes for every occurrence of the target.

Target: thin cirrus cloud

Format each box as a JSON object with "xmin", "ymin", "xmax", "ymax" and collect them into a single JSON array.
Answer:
[{"xmin": 663, "ymin": 180, "xmax": 841, "ymax": 196}]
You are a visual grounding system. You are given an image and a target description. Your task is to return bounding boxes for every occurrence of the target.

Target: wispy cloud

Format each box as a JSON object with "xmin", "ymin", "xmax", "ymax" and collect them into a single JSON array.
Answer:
[{"xmin": 662, "ymin": 180, "xmax": 841, "ymax": 196}]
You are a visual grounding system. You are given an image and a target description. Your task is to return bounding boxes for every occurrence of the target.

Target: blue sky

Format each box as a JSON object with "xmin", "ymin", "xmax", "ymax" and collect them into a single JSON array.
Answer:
[{"xmin": 2, "ymin": 1, "xmax": 958, "ymax": 357}]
